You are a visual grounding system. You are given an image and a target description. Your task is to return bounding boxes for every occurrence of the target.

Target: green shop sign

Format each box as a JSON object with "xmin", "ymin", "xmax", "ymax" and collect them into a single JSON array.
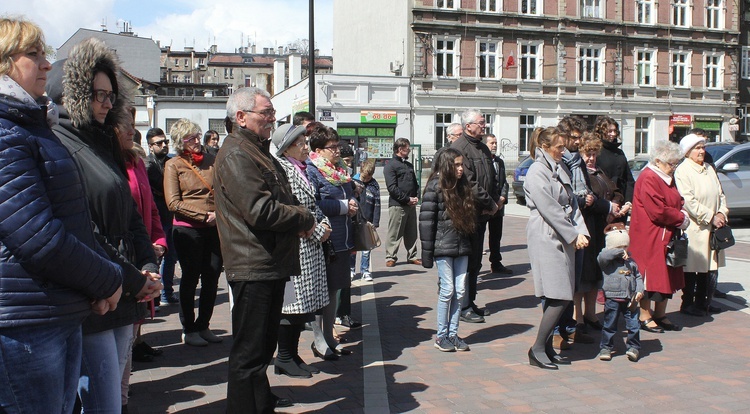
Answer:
[{"xmin": 360, "ymin": 110, "xmax": 397, "ymax": 124}]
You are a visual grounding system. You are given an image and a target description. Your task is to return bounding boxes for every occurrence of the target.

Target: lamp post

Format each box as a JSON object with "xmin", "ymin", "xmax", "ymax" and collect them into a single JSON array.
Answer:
[{"xmin": 309, "ymin": 0, "xmax": 316, "ymax": 116}]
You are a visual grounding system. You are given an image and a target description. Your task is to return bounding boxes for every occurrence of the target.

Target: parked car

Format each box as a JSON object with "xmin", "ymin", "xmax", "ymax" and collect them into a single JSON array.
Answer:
[
  {"xmin": 704, "ymin": 142, "xmax": 750, "ymax": 219},
  {"xmin": 628, "ymin": 155, "xmax": 649, "ymax": 181},
  {"xmin": 512, "ymin": 156, "xmax": 534, "ymax": 205}
]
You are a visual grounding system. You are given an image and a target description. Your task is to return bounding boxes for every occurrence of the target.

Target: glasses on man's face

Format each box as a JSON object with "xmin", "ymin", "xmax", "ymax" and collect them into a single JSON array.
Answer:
[
  {"xmin": 92, "ymin": 89, "xmax": 117, "ymax": 105},
  {"xmin": 245, "ymin": 108, "xmax": 276, "ymax": 118},
  {"xmin": 150, "ymin": 139, "xmax": 169, "ymax": 146},
  {"xmin": 322, "ymin": 145, "xmax": 340, "ymax": 152},
  {"xmin": 182, "ymin": 134, "xmax": 201, "ymax": 143}
]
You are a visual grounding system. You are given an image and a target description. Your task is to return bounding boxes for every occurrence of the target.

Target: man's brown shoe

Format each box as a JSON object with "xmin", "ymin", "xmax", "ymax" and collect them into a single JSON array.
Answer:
[
  {"xmin": 385, "ymin": 260, "xmax": 396, "ymax": 267},
  {"xmin": 552, "ymin": 334, "xmax": 571, "ymax": 350},
  {"xmin": 409, "ymin": 259, "xmax": 423, "ymax": 266}
]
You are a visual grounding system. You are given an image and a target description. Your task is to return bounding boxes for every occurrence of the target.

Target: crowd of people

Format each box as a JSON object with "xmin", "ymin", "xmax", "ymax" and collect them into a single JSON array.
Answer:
[{"xmin": 0, "ymin": 16, "xmax": 735, "ymax": 414}]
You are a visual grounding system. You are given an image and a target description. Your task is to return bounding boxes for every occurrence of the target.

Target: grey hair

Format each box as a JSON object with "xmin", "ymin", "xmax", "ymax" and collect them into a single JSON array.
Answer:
[
  {"xmin": 226, "ymin": 87, "xmax": 271, "ymax": 123},
  {"xmin": 460, "ymin": 109, "xmax": 482, "ymax": 127},
  {"xmin": 649, "ymin": 141, "xmax": 682, "ymax": 165},
  {"xmin": 446, "ymin": 123, "xmax": 462, "ymax": 136}
]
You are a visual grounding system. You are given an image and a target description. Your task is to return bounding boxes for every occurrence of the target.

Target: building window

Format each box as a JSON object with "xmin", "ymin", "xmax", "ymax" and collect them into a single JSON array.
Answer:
[
  {"xmin": 635, "ymin": 48, "xmax": 656, "ymax": 86},
  {"xmin": 478, "ymin": 0, "xmax": 499, "ymax": 12},
  {"xmin": 437, "ymin": 0, "xmax": 458, "ymax": 9},
  {"xmin": 184, "ymin": 75, "xmax": 192, "ymax": 83},
  {"xmin": 482, "ymin": 114, "xmax": 493, "ymax": 135},
  {"xmin": 520, "ymin": 0, "xmax": 540, "ymax": 15},
  {"xmin": 174, "ymin": 58, "xmax": 178, "ymax": 66},
  {"xmin": 209, "ymin": 118, "xmax": 227, "ymax": 135},
  {"xmin": 435, "ymin": 37, "xmax": 459, "ymax": 78},
  {"xmin": 519, "ymin": 114, "xmax": 536, "ymax": 153},
  {"xmin": 636, "ymin": 0, "xmax": 654, "ymax": 25},
  {"xmin": 165, "ymin": 118, "xmax": 180, "ymax": 135},
  {"xmin": 229, "ymin": 68, "xmax": 234, "ymax": 78},
  {"xmin": 171, "ymin": 75, "xmax": 179, "ymax": 83},
  {"xmin": 580, "ymin": 0, "xmax": 602, "ymax": 18},
  {"xmin": 635, "ymin": 117, "xmax": 649, "ymax": 154},
  {"xmin": 223, "ymin": 68, "xmax": 228, "ymax": 78},
  {"xmin": 519, "ymin": 41, "xmax": 542, "ymax": 81},
  {"xmin": 672, "ymin": 0, "xmax": 690, "ymax": 27},
  {"xmin": 704, "ymin": 52, "xmax": 722, "ymax": 89},
  {"xmin": 706, "ymin": 0, "xmax": 723, "ymax": 29},
  {"xmin": 435, "ymin": 112, "xmax": 453, "ymax": 150},
  {"xmin": 671, "ymin": 51, "xmax": 690, "ymax": 87},
  {"xmin": 742, "ymin": 47, "xmax": 750, "ymax": 80},
  {"xmin": 578, "ymin": 45, "xmax": 604, "ymax": 84},
  {"xmin": 477, "ymin": 39, "xmax": 500, "ymax": 79}
]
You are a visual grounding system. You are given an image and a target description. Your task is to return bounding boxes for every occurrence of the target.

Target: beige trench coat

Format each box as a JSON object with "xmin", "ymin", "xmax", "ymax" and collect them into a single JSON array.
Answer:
[{"xmin": 674, "ymin": 158, "xmax": 729, "ymax": 272}]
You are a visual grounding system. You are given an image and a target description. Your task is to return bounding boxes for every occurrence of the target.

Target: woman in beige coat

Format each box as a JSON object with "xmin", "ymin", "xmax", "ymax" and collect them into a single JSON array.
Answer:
[{"xmin": 674, "ymin": 134, "xmax": 729, "ymax": 316}]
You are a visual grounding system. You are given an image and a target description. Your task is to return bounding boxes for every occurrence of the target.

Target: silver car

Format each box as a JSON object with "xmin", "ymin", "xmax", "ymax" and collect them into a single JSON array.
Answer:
[{"xmin": 705, "ymin": 142, "xmax": 750, "ymax": 219}]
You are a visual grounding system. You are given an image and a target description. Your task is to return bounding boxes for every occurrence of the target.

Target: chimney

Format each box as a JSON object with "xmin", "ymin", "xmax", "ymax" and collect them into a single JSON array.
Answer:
[
  {"xmin": 314, "ymin": 49, "xmax": 319, "ymax": 57},
  {"xmin": 251, "ymin": 44, "xmax": 256, "ymax": 54},
  {"xmin": 288, "ymin": 52, "xmax": 302, "ymax": 86},
  {"xmin": 278, "ymin": 46, "xmax": 284, "ymax": 55},
  {"xmin": 273, "ymin": 58, "xmax": 286, "ymax": 95},
  {"xmin": 263, "ymin": 47, "xmax": 269, "ymax": 55}
]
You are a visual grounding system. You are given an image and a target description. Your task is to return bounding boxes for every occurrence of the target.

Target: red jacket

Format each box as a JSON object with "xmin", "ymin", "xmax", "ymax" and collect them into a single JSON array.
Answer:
[{"xmin": 629, "ymin": 167, "xmax": 685, "ymax": 294}]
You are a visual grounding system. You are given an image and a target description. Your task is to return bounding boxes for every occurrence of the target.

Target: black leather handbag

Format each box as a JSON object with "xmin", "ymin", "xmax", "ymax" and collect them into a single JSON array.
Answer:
[
  {"xmin": 711, "ymin": 225, "xmax": 735, "ymax": 251},
  {"xmin": 666, "ymin": 230, "xmax": 688, "ymax": 268}
]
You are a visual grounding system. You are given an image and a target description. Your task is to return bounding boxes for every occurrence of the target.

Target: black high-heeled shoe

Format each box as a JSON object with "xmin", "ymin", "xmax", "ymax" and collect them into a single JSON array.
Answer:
[
  {"xmin": 528, "ymin": 348, "xmax": 558, "ymax": 370},
  {"xmin": 310, "ymin": 343, "xmax": 338, "ymax": 361},
  {"xmin": 545, "ymin": 337, "xmax": 571, "ymax": 365},
  {"xmin": 274, "ymin": 359, "xmax": 312, "ymax": 378},
  {"xmin": 293, "ymin": 355, "xmax": 320, "ymax": 374},
  {"xmin": 332, "ymin": 346, "xmax": 352, "ymax": 356}
]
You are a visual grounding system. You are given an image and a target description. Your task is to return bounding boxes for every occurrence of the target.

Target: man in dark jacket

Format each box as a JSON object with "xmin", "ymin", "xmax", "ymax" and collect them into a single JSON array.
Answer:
[
  {"xmin": 594, "ymin": 116, "xmax": 634, "ymax": 222},
  {"xmin": 383, "ymin": 138, "xmax": 421, "ymax": 267},
  {"xmin": 214, "ymin": 87, "xmax": 316, "ymax": 413},
  {"xmin": 483, "ymin": 133, "xmax": 512, "ymax": 275},
  {"xmin": 145, "ymin": 127, "xmax": 179, "ymax": 304},
  {"xmin": 451, "ymin": 109, "xmax": 499, "ymax": 323}
]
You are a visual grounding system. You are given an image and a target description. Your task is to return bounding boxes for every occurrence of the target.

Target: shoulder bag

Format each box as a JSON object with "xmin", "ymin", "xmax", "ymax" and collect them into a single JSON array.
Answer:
[
  {"xmin": 666, "ymin": 229, "xmax": 688, "ymax": 268},
  {"xmin": 710, "ymin": 225, "xmax": 735, "ymax": 251},
  {"xmin": 352, "ymin": 209, "xmax": 381, "ymax": 251}
]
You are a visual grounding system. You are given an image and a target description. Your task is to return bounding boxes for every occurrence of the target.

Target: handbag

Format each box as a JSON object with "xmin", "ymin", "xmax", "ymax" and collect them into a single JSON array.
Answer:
[
  {"xmin": 666, "ymin": 229, "xmax": 688, "ymax": 268},
  {"xmin": 352, "ymin": 210, "xmax": 381, "ymax": 251},
  {"xmin": 322, "ymin": 239, "xmax": 336, "ymax": 264},
  {"xmin": 710, "ymin": 225, "xmax": 735, "ymax": 251}
]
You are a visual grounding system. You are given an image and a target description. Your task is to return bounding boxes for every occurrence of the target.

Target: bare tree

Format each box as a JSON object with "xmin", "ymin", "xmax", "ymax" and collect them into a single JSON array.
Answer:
[{"xmin": 286, "ymin": 38, "xmax": 310, "ymax": 55}]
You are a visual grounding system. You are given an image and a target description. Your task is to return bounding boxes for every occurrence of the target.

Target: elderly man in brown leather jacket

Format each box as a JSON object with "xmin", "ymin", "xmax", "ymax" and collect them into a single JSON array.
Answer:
[{"xmin": 214, "ymin": 87, "xmax": 316, "ymax": 413}]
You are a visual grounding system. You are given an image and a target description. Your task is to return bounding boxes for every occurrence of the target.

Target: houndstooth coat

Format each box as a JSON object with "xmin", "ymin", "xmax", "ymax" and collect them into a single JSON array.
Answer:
[{"xmin": 276, "ymin": 155, "xmax": 331, "ymax": 314}]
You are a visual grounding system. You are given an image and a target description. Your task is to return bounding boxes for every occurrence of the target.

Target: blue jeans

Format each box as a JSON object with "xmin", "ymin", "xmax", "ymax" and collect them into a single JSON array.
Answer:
[
  {"xmin": 160, "ymin": 222, "xmax": 177, "ymax": 297},
  {"xmin": 436, "ymin": 256, "xmax": 468, "ymax": 339},
  {"xmin": 600, "ymin": 298, "xmax": 640, "ymax": 351},
  {"xmin": 350, "ymin": 250, "xmax": 372, "ymax": 274},
  {"xmin": 0, "ymin": 318, "xmax": 83, "ymax": 413},
  {"xmin": 79, "ymin": 325, "xmax": 134, "ymax": 413}
]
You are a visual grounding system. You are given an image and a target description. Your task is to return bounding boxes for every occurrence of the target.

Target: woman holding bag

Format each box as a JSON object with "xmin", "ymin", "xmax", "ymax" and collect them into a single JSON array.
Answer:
[{"xmin": 674, "ymin": 134, "xmax": 729, "ymax": 316}]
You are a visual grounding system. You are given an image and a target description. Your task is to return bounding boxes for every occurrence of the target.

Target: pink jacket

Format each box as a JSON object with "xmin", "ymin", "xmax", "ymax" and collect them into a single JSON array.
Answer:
[{"xmin": 126, "ymin": 156, "xmax": 167, "ymax": 248}]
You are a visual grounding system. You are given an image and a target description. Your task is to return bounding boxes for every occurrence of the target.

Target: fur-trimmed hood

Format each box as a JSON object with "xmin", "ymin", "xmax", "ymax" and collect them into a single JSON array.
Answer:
[{"xmin": 57, "ymin": 37, "xmax": 130, "ymax": 129}]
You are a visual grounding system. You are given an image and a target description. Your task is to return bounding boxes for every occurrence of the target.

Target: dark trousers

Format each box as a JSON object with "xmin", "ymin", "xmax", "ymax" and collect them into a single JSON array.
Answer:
[
  {"xmin": 464, "ymin": 217, "xmax": 489, "ymax": 310},
  {"xmin": 227, "ymin": 279, "xmax": 286, "ymax": 414},
  {"xmin": 600, "ymin": 298, "xmax": 640, "ymax": 351},
  {"xmin": 487, "ymin": 212, "xmax": 504, "ymax": 266},
  {"xmin": 172, "ymin": 225, "xmax": 223, "ymax": 333},
  {"xmin": 336, "ymin": 287, "xmax": 352, "ymax": 317}
]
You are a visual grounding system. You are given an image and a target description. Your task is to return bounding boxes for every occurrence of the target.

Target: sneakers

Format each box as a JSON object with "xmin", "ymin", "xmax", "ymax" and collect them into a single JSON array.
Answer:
[
  {"xmin": 459, "ymin": 308, "xmax": 485, "ymax": 323},
  {"xmin": 598, "ymin": 348, "xmax": 613, "ymax": 361},
  {"xmin": 335, "ymin": 315, "xmax": 362, "ymax": 329},
  {"xmin": 449, "ymin": 336, "xmax": 470, "ymax": 352},
  {"xmin": 362, "ymin": 272, "xmax": 373, "ymax": 282},
  {"xmin": 198, "ymin": 329, "xmax": 223, "ymax": 343},
  {"xmin": 434, "ymin": 336, "xmax": 455, "ymax": 352},
  {"xmin": 350, "ymin": 270, "xmax": 356, "ymax": 280},
  {"xmin": 626, "ymin": 348, "xmax": 639, "ymax": 362},
  {"xmin": 183, "ymin": 332, "xmax": 208, "ymax": 347}
]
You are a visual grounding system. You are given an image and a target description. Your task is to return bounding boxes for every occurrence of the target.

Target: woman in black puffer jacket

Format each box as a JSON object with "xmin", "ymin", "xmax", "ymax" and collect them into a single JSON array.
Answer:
[
  {"xmin": 419, "ymin": 148, "xmax": 476, "ymax": 353},
  {"xmin": 47, "ymin": 37, "xmax": 162, "ymax": 412}
]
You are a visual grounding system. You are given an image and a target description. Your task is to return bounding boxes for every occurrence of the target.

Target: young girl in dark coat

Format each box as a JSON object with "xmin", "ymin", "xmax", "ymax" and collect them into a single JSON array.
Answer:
[{"xmin": 419, "ymin": 148, "xmax": 476, "ymax": 352}]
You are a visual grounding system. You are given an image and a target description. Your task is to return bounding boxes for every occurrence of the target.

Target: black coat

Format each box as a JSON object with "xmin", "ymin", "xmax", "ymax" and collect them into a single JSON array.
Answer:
[
  {"xmin": 383, "ymin": 156, "xmax": 419, "ymax": 207},
  {"xmin": 451, "ymin": 133, "xmax": 498, "ymax": 211},
  {"xmin": 597, "ymin": 140, "xmax": 635, "ymax": 204},
  {"xmin": 418, "ymin": 177, "xmax": 472, "ymax": 268},
  {"xmin": 145, "ymin": 152, "xmax": 173, "ymax": 226}
]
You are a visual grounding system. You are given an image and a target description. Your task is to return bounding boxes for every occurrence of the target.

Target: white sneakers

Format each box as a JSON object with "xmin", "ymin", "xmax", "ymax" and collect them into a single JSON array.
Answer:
[{"xmin": 362, "ymin": 272, "xmax": 373, "ymax": 282}]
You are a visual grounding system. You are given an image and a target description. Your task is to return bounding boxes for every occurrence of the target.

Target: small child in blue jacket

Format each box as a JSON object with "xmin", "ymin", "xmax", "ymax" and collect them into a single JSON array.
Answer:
[
  {"xmin": 351, "ymin": 159, "xmax": 380, "ymax": 281},
  {"xmin": 597, "ymin": 223, "xmax": 644, "ymax": 362}
]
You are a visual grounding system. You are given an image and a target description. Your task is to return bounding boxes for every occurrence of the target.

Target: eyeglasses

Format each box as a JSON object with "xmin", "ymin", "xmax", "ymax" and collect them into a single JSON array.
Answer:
[
  {"xmin": 92, "ymin": 90, "xmax": 117, "ymax": 105},
  {"xmin": 660, "ymin": 160, "xmax": 679, "ymax": 168},
  {"xmin": 182, "ymin": 134, "xmax": 201, "ymax": 143},
  {"xmin": 292, "ymin": 139, "xmax": 308, "ymax": 148},
  {"xmin": 150, "ymin": 139, "xmax": 169, "ymax": 146},
  {"xmin": 245, "ymin": 108, "xmax": 276, "ymax": 118},
  {"xmin": 322, "ymin": 145, "xmax": 340, "ymax": 152}
]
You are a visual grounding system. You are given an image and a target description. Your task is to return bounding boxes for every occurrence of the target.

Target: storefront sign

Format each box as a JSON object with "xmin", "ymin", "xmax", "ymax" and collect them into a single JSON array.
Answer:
[
  {"xmin": 320, "ymin": 109, "xmax": 333, "ymax": 122},
  {"xmin": 669, "ymin": 114, "xmax": 692, "ymax": 125},
  {"xmin": 361, "ymin": 110, "xmax": 397, "ymax": 124}
]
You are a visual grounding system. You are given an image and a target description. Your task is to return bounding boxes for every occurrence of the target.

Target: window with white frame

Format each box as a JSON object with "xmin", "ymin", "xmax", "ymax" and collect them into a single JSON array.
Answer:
[
  {"xmin": 704, "ymin": 52, "xmax": 722, "ymax": 89},
  {"xmin": 209, "ymin": 118, "xmax": 227, "ymax": 135},
  {"xmin": 174, "ymin": 58, "xmax": 178, "ymax": 66},
  {"xmin": 184, "ymin": 59, "xmax": 189, "ymax": 67},
  {"xmin": 437, "ymin": 0, "xmax": 458, "ymax": 9},
  {"xmin": 435, "ymin": 113, "xmax": 454, "ymax": 150},
  {"xmin": 635, "ymin": 48, "xmax": 657, "ymax": 86},
  {"xmin": 519, "ymin": 41, "xmax": 542, "ymax": 81},
  {"xmin": 742, "ymin": 47, "xmax": 750, "ymax": 80},
  {"xmin": 671, "ymin": 51, "xmax": 690, "ymax": 87},
  {"xmin": 635, "ymin": 116, "xmax": 649, "ymax": 154},
  {"xmin": 672, "ymin": 0, "xmax": 690, "ymax": 27},
  {"xmin": 482, "ymin": 114, "xmax": 493, "ymax": 135},
  {"xmin": 171, "ymin": 75, "xmax": 179, "ymax": 83},
  {"xmin": 578, "ymin": 45, "xmax": 604, "ymax": 84},
  {"xmin": 223, "ymin": 68, "xmax": 228, "ymax": 78},
  {"xmin": 706, "ymin": 0, "xmax": 723, "ymax": 29},
  {"xmin": 478, "ymin": 0, "xmax": 499, "ymax": 12},
  {"xmin": 435, "ymin": 37, "xmax": 459, "ymax": 78},
  {"xmin": 580, "ymin": 0, "xmax": 602, "ymax": 18},
  {"xmin": 477, "ymin": 39, "xmax": 501, "ymax": 79},
  {"xmin": 229, "ymin": 68, "xmax": 234, "ymax": 78},
  {"xmin": 636, "ymin": 0, "xmax": 655, "ymax": 25},
  {"xmin": 520, "ymin": 0, "xmax": 540, "ymax": 15},
  {"xmin": 519, "ymin": 115, "xmax": 536, "ymax": 153},
  {"xmin": 200, "ymin": 75, "xmax": 205, "ymax": 84}
]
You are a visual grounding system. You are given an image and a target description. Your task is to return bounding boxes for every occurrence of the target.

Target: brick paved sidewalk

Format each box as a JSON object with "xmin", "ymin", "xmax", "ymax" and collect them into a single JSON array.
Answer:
[{"xmin": 129, "ymin": 212, "xmax": 750, "ymax": 413}]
